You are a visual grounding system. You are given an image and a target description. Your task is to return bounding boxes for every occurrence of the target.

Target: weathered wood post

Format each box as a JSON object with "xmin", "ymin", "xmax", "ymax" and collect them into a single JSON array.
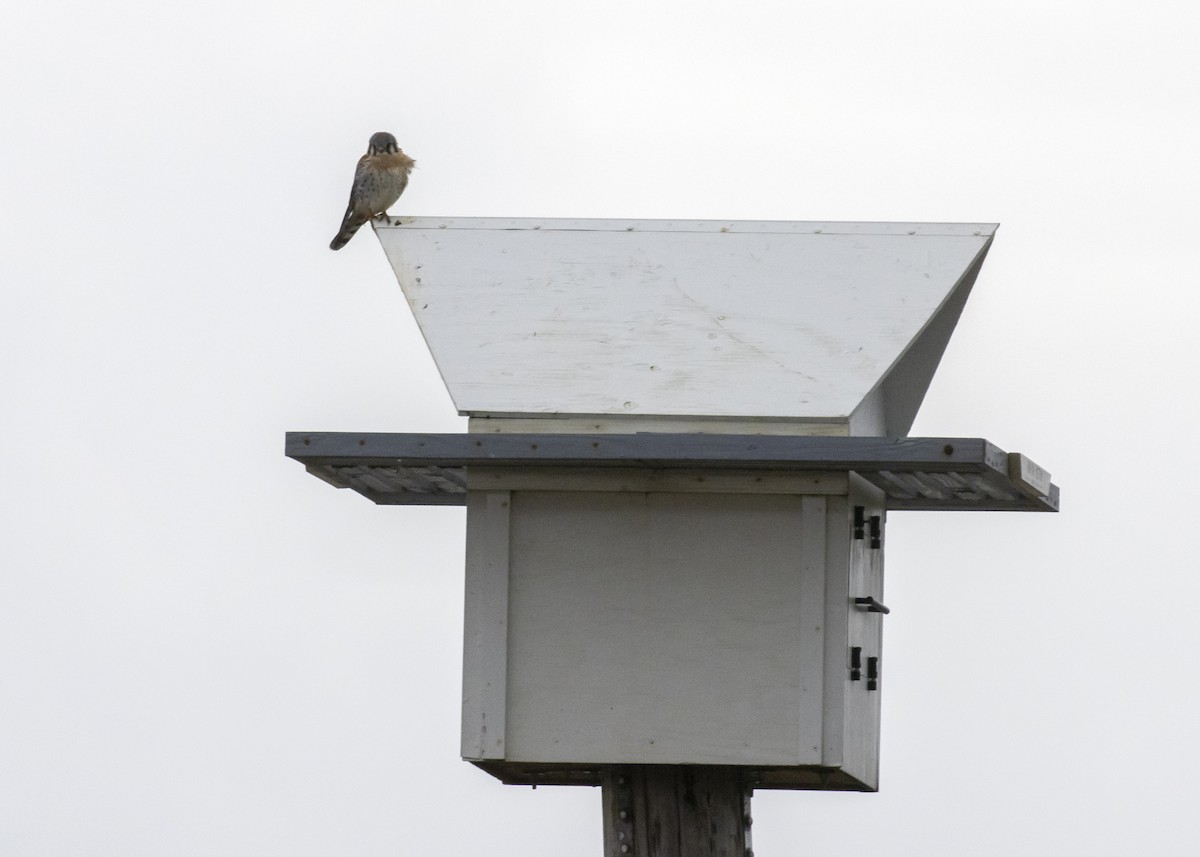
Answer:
[
  {"xmin": 602, "ymin": 767, "xmax": 751, "ymax": 857},
  {"xmin": 287, "ymin": 218, "xmax": 1058, "ymax": 856}
]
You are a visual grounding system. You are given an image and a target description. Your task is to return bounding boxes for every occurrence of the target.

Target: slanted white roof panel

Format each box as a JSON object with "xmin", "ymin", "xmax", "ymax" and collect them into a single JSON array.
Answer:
[{"xmin": 376, "ymin": 218, "xmax": 994, "ymax": 425}]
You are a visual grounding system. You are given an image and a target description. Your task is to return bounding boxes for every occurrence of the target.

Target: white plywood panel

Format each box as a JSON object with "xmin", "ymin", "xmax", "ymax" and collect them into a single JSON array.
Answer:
[
  {"xmin": 461, "ymin": 491, "xmax": 511, "ymax": 760},
  {"xmin": 841, "ymin": 475, "xmax": 886, "ymax": 789},
  {"xmin": 820, "ymin": 494, "xmax": 850, "ymax": 768},
  {"xmin": 467, "ymin": 415, "xmax": 853, "ymax": 436},
  {"xmin": 796, "ymin": 496, "xmax": 829, "ymax": 762},
  {"xmin": 378, "ymin": 218, "xmax": 994, "ymax": 424},
  {"xmin": 502, "ymin": 490, "xmax": 826, "ymax": 766},
  {"xmin": 465, "ymin": 466, "xmax": 850, "ymax": 496}
]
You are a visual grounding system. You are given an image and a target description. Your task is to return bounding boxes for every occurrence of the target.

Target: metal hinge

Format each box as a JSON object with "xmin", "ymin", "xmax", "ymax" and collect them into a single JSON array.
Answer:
[{"xmin": 853, "ymin": 506, "xmax": 882, "ymax": 548}]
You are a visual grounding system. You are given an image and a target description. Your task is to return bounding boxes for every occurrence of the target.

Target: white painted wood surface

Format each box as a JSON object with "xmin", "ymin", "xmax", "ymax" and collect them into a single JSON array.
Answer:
[
  {"xmin": 466, "ymin": 415, "xmax": 854, "ymax": 437},
  {"xmin": 837, "ymin": 475, "xmax": 886, "ymax": 787},
  {"xmin": 465, "ymin": 466, "xmax": 850, "ymax": 496},
  {"xmin": 460, "ymin": 491, "xmax": 511, "ymax": 760},
  {"xmin": 1008, "ymin": 452, "xmax": 1052, "ymax": 498},
  {"xmin": 502, "ymin": 489, "xmax": 824, "ymax": 766},
  {"xmin": 377, "ymin": 218, "xmax": 994, "ymax": 433}
]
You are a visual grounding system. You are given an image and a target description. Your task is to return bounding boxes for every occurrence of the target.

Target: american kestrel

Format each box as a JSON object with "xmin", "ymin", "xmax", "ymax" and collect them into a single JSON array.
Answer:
[{"xmin": 329, "ymin": 132, "xmax": 415, "ymax": 251}]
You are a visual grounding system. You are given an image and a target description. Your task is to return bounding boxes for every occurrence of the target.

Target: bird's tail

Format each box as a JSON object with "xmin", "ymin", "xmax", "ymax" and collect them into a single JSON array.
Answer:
[{"xmin": 329, "ymin": 211, "xmax": 368, "ymax": 251}]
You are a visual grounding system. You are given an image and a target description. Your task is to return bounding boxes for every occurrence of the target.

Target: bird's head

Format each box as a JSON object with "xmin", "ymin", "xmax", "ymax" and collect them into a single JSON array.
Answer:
[{"xmin": 367, "ymin": 132, "xmax": 400, "ymax": 155}]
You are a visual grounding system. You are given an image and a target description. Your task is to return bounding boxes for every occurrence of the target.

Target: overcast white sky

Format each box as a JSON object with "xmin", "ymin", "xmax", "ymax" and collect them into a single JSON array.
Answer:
[{"xmin": 3, "ymin": 1, "xmax": 1199, "ymax": 855}]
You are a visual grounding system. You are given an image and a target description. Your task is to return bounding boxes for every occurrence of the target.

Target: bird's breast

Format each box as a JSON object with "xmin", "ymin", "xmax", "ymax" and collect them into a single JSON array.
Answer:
[
  {"xmin": 351, "ymin": 155, "xmax": 413, "ymax": 216},
  {"xmin": 373, "ymin": 152, "xmax": 416, "ymax": 175}
]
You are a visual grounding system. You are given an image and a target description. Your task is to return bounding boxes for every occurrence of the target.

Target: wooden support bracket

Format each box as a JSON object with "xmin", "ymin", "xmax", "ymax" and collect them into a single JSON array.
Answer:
[{"xmin": 601, "ymin": 767, "xmax": 752, "ymax": 857}]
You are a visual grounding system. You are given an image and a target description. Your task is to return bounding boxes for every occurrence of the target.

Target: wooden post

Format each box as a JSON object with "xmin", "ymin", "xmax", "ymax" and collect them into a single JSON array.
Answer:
[{"xmin": 601, "ymin": 767, "xmax": 752, "ymax": 857}]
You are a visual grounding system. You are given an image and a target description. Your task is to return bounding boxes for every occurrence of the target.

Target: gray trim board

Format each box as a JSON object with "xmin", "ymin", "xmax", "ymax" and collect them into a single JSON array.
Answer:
[{"xmin": 286, "ymin": 432, "xmax": 1058, "ymax": 512}]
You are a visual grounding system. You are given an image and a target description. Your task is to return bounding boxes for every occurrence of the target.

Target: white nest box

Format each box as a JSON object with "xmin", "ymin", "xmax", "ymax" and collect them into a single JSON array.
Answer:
[{"xmin": 288, "ymin": 218, "xmax": 1057, "ymax": 794}]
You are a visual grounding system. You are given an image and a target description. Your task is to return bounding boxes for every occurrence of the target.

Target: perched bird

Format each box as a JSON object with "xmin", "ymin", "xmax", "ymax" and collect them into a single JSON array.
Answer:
[{"xmin": 329, "ymin": 132, "xmax": 415, "ymax": 250}]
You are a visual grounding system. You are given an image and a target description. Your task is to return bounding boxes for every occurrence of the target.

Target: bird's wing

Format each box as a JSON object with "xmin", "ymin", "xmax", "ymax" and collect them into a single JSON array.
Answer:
[{"xmin": 343, "ymin": 153, "xmax": 373, "ymax": 213}]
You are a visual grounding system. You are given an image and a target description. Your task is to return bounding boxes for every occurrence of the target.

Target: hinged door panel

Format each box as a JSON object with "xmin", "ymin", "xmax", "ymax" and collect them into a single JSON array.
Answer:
[
  {"xmin": 842, "ymin": 475, "xmax": 887, "ymax": 788},
  {"xmin": 502, "ymin": 490, "xmax": 828, "ymax": 766}
]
